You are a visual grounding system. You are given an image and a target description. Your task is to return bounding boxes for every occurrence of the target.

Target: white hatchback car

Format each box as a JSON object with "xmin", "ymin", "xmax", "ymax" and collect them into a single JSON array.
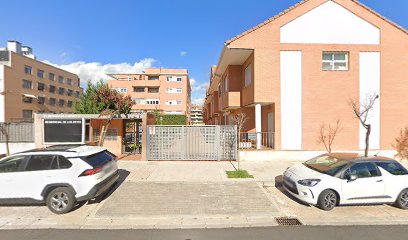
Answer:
[
  {"xmin": 0, "ymin": 145, "xmax": 119, "ymax": 214},
  {"xmin": 283, "ymin": 153, "xmax": 408, "ymax": 211}
]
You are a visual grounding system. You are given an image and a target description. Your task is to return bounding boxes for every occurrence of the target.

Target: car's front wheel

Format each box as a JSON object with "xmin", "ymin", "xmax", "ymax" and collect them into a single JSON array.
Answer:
[
  {"xmin": 395, "ymin": 189, "xmax": 408, "ymax": 209},
  {"xmin": 46, "ymin": 187, "xmax": 76, "ymax": 214},
  {"xmin": 317, "ymin": 189, "xmax": 337, "ymax": 211}
]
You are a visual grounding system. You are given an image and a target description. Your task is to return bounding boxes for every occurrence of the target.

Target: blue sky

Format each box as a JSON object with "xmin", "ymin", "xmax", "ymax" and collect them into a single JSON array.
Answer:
[{"xmin": 1, "ymin": 0, "xmax": 407, "ymax": 105}]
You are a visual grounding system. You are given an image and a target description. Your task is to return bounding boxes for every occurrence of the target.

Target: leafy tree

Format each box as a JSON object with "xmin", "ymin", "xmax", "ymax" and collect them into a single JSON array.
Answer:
[{"xmin": 74, "ymin": 80, "xmax": 134, "ymax": 114}]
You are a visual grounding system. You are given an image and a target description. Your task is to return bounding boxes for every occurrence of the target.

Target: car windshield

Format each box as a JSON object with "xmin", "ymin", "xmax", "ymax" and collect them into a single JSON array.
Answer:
[{"xmin": 304, "ymin": 155, "xmax": 349, "ymax": 176}]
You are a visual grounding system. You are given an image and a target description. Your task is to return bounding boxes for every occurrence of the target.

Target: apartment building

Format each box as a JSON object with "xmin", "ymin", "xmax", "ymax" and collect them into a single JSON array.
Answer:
[
  {"xmin": 203, "ymin": 0, "xmax": 408, "ymax": 151},
  {"xmin": 0, "ymin": 41, "xmax": 82, "ymax": 122},
  {"xmin": 108, "ymin": 68, "xmax": 191, "ymax": 118},
  {"xmin": 190, "ymin": 104, "xmax": 204, "ymax": 125}
]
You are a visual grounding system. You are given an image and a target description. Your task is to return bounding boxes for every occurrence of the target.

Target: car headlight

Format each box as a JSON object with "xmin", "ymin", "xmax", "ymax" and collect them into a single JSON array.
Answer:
[{"xmin": 297, "ymin": 179, "xmax": 321, "ymax": 187}]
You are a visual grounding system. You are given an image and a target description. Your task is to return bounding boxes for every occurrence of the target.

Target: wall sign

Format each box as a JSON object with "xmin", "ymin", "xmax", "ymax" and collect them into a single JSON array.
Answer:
[{"xmin": 44, "ymin": 119, "xmax": 83, "ymax": 143}]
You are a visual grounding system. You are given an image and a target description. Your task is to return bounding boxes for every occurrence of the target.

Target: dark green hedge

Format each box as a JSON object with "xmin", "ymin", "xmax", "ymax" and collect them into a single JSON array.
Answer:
[{"xmin": 156, "ymin": 115, "xmax": 186, "ymax": 125}]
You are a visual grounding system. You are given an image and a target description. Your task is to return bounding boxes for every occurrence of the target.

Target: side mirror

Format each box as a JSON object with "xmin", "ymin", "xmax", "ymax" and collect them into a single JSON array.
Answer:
[{"xmin": 348, "ymin": 175, "xmax": 358, "ymax": 182}]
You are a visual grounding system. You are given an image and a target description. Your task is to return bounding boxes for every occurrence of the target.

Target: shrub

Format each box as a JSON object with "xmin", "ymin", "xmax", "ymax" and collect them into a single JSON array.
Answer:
[
  {"xmin": 394, "ymin": 127, "xmax": 408, "ymax": 160},
  {"xmin": 155, "ymin": 114, "xmax": 186, "ymax": 125}
]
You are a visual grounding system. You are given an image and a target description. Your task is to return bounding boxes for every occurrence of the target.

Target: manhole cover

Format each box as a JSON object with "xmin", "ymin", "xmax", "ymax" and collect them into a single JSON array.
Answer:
[{"xmin": 275, "ymin": 217, "xmax": 303, "ymax": 226}]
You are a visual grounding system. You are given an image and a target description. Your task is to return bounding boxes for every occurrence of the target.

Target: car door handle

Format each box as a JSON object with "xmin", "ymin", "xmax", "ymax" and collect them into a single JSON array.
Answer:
[{"xmin": 377, "ymin": 179, "xmax": 383, "ymax": 182}]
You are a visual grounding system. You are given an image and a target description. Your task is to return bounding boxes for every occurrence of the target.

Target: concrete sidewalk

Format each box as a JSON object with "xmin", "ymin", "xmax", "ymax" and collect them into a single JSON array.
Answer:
[{"xmin": 118, "ymin": 160, "xmax": 299, "ymax": 183}]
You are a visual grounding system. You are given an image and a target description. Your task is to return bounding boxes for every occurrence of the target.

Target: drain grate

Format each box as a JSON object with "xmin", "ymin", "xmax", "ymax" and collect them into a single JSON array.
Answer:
[{"xmin": 275, "ymin": 217, "xmax": 303, "ymax": 226}]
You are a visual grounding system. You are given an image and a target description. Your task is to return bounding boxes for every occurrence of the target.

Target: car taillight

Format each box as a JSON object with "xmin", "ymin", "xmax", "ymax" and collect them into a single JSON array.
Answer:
[{"xmin": 79, "ymin": 166, "xmax": 104, "ymax": 176}]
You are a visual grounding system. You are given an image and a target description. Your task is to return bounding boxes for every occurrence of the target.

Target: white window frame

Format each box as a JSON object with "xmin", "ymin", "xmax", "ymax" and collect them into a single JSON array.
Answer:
[
  {"xmin": 244, "ymin": 64, "xmax": 252, "ymax": 87},
  {"xmin": 322, "ymin": 52, "xmax": 349, "ymax": 71}
]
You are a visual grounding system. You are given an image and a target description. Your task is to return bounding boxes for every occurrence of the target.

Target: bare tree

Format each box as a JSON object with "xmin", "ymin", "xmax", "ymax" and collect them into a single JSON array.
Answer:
[
  {"xmin": 316, "ymin": 120, "xmax": 342, "ymax": 153},
  {"xmin": 0, "ymin": 123, "xmax": 10, "ymax": 156},
  {"xmin": 349, "ymin": 94, "xmax": 379, "ymax": 157},
  {"xmin": 231, "ymin": 112, "xmax": 248, "ymax": 170}
]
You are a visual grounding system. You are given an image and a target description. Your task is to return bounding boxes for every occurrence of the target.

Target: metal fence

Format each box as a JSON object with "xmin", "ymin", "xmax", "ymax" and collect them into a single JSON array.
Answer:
[
  {"xmin": 0, "ymin": 123, "xmax": 34, "ymax": 143},
  {"xmin": 147, "ymin": 125, "xmax": 237, "ymax": 161},
  {"xmin": 239, "ymin": 132, "xmax": 275, "ymax": 150}
]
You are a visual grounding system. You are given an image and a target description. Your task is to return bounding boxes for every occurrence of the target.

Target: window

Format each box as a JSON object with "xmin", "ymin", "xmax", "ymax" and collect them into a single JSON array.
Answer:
[
  {"xmin": 376, "ymin": 162, "xmax": 408, "ymax": 175},
  {"xmin": 67, "ymin": 89, "xmax": 73, "ymax": 96},
  {"xmin": 146, "ymin": 99, "xmax": 159, "ymax": 105},
  {"xmin": 0, "ymin": 156, "xmax": 26, "ymax": 173},
  {"xmin": 166, "ymin": 88, "xmax": 182, "ymax": 94},
  {"xmin": 133, "ymin": 87, "xmax": 145, "ymax": 93},
  {"xmin": 37, "ymin": 69, "xmax": 44, "ymax": 78},
  {"xmin": 22, "ymin": 110, "xmax": 33, "ymax": 118},
  {"xmin": 49, "ymin": 98, "xmax": 56, "ymax": 105},
  {"xmin": 22, "ymin": 79, "xmax": 32, "ymax": 89},
  {"xmin": 167, "ymin": 76, "xmax": 182, "ymax": 82},
  {"xmin": 50, "ymin": 156, "xmax": 72, "ymax": 170},
  {"xmin": 322, "ymin": 52, "xmax": 349, "ymax": 71},
  {"xmin": 148, "ymin": 87, "xmax": 159, "ymax": 93},
  {"xmin": 58, "ymin": 99, "xmax": 65, "ymax": 107},
  {"xmin": 67, "ymin": 78, "xmax": 72, "ymax": 85},
  {"xmin": 166, "ymin": 100, "xmax": 181, "ymax": 105},
  {"xmin": 22, "ymin": 96, "xmax": 33, "ymax": 103},
  {"xmin": 148, "ymin": 76, "xmax": 159, "ymax": 81},
  {"xmin": 113, "ymin": 88, "xmax": 127, "ymax": 93},
  {"xmin": 24, "ymin": 65, "xmax": 32, "ymax": 75},
  {"xmin": 345, "ymin": 163, "xmax": 380, "ymax": 179},
  {"xmin": 49, "ymin": 73, "xmax": 55, "ymax": 81},
  {"xmin": 58, "ymin": 76, "xmax": 64, "ymax": 83},
  {"xmin": 75, "ymin": 91, "xmax": 80, "ymax": 98},
  {"xmin": 81, "ymin": 151, "xmax": 114, "ymax": 168},
  {"xmin": 218, "ymin": 84, "xmax": 222, "ymax": 97},
  {"xmin": 58, "ymin": 87, "xmax": 65, "ymax": 95},
  {"xmin": 37, "ymin": 97, "xmax": 45, "ymax": 104},
  {"xmin": 37, "ymin": 83, "xmax": 45, "ymax": 91},
  {"xmin": 25, "ymin": 155, "xmax": 55, "ymax": 171},
  {"xmin": 67, "ymin": 101, "xmax": 73, "ymax": 108},
  {"xmin": 49, "ymin": 85, "xmax": 56, "ymax": 93},
  {"xmin": 244, "ymin": 64, "xmax": 252, "ymax": 87},
  {"xmin": 133, "ymin": 98, "xmax": 146, "ymax": 104}
]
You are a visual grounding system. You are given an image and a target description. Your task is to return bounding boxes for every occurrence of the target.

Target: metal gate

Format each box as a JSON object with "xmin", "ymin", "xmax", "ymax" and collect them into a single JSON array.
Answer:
[{"xmin": 147, "ymin": 125, "xmax": 237, "ymax": 161}]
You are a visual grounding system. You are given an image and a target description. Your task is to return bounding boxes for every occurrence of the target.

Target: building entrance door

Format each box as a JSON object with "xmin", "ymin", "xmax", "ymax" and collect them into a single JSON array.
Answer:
[{"xmin": 123, "ymin": 120, "xmax": 142, "ymax": 154}]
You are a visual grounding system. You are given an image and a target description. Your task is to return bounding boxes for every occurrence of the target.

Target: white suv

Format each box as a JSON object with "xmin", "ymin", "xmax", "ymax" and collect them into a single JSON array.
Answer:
[
  {"xmin": 0, "ymin": 145, "xmax": 119, "ymax": 214},
  {"xmin": 283, "ymin": 153, "xmax": 408, "ymax": 211}
]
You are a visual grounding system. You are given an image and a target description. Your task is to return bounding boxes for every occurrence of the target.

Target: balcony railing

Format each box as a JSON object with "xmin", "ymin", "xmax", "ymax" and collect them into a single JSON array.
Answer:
[{"xmin": 239, "ymin": 132, "xmax": 274, "ymax": 150}]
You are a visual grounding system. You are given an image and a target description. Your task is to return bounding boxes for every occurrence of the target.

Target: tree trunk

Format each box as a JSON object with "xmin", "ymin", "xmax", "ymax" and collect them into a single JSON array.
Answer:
[
  {"xmin": 365, "ymin": 124, "xmax": 371, "ymax": 157},
  {"xmin": 5, "ymin": 131, "xmax": 10, "ymax": 156}
]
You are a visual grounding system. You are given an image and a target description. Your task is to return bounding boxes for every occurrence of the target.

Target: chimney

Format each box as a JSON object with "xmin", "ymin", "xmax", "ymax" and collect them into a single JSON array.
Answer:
[{"xmin": 7, "ymin": 40, "xmax": 22, "ymax": 54}]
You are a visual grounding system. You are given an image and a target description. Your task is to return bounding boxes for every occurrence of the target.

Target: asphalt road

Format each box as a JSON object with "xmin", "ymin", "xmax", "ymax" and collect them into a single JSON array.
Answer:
[{"xmin": 1, "ymin": 226, "xmax": 407, "ymax": 240}]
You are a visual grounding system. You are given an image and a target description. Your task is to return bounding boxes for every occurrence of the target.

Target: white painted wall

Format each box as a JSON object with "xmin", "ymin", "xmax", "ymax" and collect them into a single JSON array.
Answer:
[
  {"xmin": 280, "ymin": 51, "xmax": 302, "ymax": 150},
  {"xmin": 359, "ymin": 52, "xmax": 381, "ymax": 150},
  {"xmin": 0, "ymin": 143, "xmax": 35, "ymax": 155},
  {"xmin": 360, "ymin": 52, "xmax": 381, "ymax": 149},
  {"xmin": 280, "ymin": 1, "xmax": 380, "ymax": 45},
  {"xmin": 0, "ymin": 65, "xmax": 4, "ymax": 122}
]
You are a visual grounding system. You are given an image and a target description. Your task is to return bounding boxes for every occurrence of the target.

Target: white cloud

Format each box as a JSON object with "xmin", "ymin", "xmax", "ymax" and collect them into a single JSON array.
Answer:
[
  {"xmin": 180, "ymin": 51, "xmax": 188, "ymax": 57},
  {"xmin": 193, "ymin": 98, "xmax": 204, "ymax": 105},
  {"xmin": 190, "ymin": 77, "xmax": 209, "ymax": 106},
  {"xmin": 60, "ymin": 52, "xmax": 69, "ymax": 58},
  {"xmin": 190, "ymin": 78, "xmax": 208, "ymax": 92},
  {"xmin": 43, "ymin": 58, "xmax": 156, "ymax": 88}
]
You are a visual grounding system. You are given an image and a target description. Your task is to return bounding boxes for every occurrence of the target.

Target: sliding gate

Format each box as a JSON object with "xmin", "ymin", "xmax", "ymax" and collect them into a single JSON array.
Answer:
[{"xmin": 147, "ymin": 125, "xmax": 237, "ymax": 161}]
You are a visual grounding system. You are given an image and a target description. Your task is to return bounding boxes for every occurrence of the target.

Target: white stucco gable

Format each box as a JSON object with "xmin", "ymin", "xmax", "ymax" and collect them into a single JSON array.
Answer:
[{"xmin": 280, "ymin": 0, "xmax": 380, "ymax": 44}]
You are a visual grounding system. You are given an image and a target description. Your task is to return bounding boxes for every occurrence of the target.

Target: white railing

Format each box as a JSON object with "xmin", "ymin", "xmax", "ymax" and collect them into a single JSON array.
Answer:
[{"xmin": 239, "ymin": 132, "xmax": 274, "ymax": 150}]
